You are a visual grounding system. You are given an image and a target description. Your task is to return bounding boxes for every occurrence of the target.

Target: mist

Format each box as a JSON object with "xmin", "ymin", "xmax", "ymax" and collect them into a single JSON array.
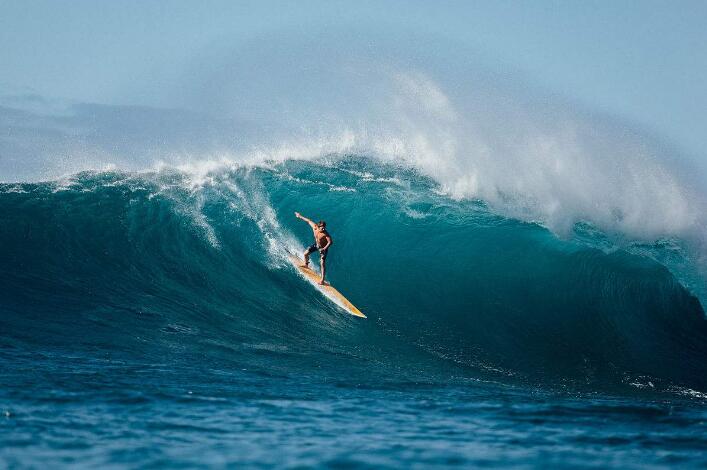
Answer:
[{"xmin": 3, "ymin": 28, "xmax": 704, "ymax": 246}]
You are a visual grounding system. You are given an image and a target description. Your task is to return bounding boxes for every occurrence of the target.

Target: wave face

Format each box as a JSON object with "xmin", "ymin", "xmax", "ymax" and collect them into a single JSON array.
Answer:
[{"xmin": 1, "ymin": 157, "xmax": 706, "ymax": 393}]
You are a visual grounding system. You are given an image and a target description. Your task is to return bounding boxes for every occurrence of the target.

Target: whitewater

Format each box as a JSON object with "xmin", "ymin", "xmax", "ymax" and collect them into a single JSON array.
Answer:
[{"xmin": 2, "ymin": 30, "xmax": 707, "ymax": 468}]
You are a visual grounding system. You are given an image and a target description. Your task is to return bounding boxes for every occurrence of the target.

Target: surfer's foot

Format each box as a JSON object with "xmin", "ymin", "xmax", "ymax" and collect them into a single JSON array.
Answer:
[{"xmin": 319, "ymin": 280, "xmax": 328, "ymax": 285}]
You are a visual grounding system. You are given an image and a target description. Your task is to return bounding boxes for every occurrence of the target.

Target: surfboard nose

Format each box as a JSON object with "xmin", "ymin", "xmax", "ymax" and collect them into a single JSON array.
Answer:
[{"xmin": 289, "ymin": 256, "xmax": 366, "ymax": 318}]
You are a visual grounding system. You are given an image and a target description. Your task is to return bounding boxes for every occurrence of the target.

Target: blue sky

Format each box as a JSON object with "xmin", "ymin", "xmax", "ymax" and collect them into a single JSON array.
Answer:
[{"xmin": 2, "ymin": 0, "xmax": 706, "ymax": 167}]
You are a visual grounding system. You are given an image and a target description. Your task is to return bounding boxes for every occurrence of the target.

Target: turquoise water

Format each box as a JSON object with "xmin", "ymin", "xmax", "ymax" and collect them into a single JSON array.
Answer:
[{"xmin": 1, "ymin": 158, "xmax": 706, "ymax": 468}]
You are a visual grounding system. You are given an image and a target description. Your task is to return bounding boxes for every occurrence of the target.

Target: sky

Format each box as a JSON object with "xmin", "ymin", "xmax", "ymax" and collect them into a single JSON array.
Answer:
[{"xmin": 1, "ymin": 0, "xmax": 707, "ymax": 169}]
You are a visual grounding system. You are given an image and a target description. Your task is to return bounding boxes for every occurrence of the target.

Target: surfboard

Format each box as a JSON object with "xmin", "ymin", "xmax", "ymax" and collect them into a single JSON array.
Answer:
[{"xmin": 289, "ymin": 255, "xmax": 366, "ymax": 318}]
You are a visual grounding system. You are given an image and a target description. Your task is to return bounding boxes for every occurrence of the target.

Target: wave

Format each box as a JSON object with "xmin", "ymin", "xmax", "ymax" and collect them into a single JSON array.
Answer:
[
  {"xmin": 1, "ymin": 157, "xmax": 705, "ymax": 394},
  {"xmin": 3, "ymin": 29, "xmax": 706, "ymax": 248}
]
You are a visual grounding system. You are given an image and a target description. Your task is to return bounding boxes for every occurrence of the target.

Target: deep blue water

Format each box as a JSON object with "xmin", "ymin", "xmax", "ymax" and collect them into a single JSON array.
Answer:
[{"xmin": 1, "ymin": 158, "xmax": 706, "ymax": 468}]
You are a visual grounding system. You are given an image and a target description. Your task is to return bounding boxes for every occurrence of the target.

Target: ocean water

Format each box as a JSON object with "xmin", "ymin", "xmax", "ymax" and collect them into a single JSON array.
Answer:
[{"xmin": 1, "ymin": 157, "xmax": 706, "ymax": 468}]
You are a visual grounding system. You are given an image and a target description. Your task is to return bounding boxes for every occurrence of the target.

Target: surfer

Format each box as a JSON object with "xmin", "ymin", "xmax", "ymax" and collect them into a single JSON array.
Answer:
[{"xmin": 295, "ymin": 212, "xmax": 332, "ymax": 285}]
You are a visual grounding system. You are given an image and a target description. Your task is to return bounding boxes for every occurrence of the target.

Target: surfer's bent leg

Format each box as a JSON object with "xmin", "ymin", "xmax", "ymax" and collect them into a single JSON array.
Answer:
[
  {"xmin": 303, "ymin": 244, "xmax": 317, "ymax": 267},
  {"xmin": 319, "ymin": 249, "xmax": 328, "ymax": 284}
]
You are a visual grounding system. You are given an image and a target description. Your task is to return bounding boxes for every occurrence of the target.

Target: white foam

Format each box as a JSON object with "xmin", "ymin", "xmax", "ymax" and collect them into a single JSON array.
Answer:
[
  {"xmin": 213, "ymin": 68, "xmax": 704, "ymax": 245},
  {"xmin": 3, "ymin": 36, "xmax": 705, "ymax": 248}
]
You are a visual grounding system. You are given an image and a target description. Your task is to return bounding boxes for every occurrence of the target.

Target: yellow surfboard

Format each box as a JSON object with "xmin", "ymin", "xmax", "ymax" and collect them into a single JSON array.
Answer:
[{"xmin": 289, "ymin": 256, "xmax": 366, "ymax": 318}]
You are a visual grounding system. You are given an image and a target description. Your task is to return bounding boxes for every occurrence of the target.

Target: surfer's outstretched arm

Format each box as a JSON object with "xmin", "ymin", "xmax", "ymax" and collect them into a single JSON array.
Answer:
[{"xmin": 295, "ymin": 212, "xmax": 317, "ymax": 229}]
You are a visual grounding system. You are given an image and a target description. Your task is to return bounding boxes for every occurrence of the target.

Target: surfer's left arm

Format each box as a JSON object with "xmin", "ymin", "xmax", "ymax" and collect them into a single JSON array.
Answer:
[{"xmin": 319, "ymin": 235, "xmax": 332, "ymax": 251}]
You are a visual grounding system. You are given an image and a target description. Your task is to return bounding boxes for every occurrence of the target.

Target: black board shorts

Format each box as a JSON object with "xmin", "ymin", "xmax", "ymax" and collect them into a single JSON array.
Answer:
[{"xmin": 305, "ymin": 243, "xmax": 328, "ymax": 261}]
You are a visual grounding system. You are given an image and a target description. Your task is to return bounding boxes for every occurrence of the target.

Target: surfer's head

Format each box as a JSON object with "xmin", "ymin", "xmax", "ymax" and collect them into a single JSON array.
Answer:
[{"xmin": 317, "ymin": 221, "xmax": 326, "ymax": 228}]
